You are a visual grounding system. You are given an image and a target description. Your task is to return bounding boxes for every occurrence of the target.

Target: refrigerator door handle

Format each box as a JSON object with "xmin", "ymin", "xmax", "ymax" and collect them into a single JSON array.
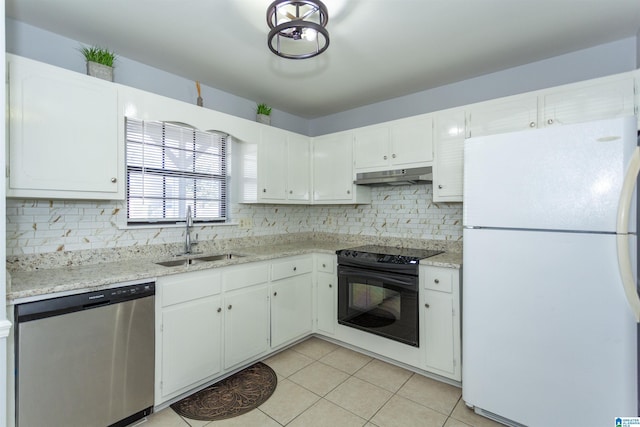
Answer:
[{"xmin": 616, "ymin": 146, "xmax": 640, "ymax": 322}]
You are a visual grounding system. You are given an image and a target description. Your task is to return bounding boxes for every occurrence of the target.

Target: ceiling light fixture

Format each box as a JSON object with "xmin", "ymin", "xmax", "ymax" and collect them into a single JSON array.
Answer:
[{"xmin": 267, "ymin": 0, "xmax": 329, "ymax": 60}]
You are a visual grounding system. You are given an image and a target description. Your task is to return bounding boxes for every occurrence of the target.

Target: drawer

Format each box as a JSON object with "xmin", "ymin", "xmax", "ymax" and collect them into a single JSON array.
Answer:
[
  {"xmin": 223, "ymin": 262, "xmax": 270, "ymax": 292},
  {"xmin": 271, "ymin": 256, "xmax": 313, "ymax": 281},
  {"xmin": 316, "ymin": 254, "xmax": 335, "ymax": 274},
  {"xmin": 424, "ymin": 267, "xmax": 453, "ymax": 293},
  {"xmin": 160, "ymin": 269, "xmax": 222, "ymax": 307}
]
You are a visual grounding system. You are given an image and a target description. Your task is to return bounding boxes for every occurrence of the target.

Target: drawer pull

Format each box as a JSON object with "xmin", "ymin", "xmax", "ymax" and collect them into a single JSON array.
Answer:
[
  {"xmin": 273, "ymin": 292, "xmax": 277, "ymax": 297},
  {"xmin": 228, "ymin": 304, "xmax": 232, "ymax": 310},
  {"xmin": 217, "ymin": 307, "xmax": 222, "ymax": 313},
  {"xmin": 425, "ymin": 303, "xmax": 430, "ymax": 308},
  {"xmin": 434, "ymin": 279, "xmax": 440, "ymax": 284},
  {"xmin": 293, "ymin": 267, "xmax": 297, "ymax": 271}
]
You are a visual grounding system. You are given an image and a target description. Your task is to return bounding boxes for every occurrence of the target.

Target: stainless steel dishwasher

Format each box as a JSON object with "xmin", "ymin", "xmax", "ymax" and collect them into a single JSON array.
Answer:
[{"xmin": 15, "ymin": 282, "xmax": 155, "ymax": 427}]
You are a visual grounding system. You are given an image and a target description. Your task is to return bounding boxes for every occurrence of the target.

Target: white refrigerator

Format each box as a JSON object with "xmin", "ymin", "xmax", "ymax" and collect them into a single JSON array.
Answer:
[{"xmin": 462, "ymin": 116, "xmax": 640, "ymax": 427}]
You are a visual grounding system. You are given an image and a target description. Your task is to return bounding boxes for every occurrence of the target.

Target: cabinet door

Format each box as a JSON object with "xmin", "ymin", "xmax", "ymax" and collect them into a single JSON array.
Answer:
[
  {"xmin": 287, "ymin": 134, "xmax": 311, "ymax": 201},
  {"xmin": 389, "ymin": 115, "xmax": 433, "ymax": 166},
  {"xmin": 423, "ymin": 290, "xmax": 455, "ymax": 375},
  {"xmin": 316, "ymin": 273, "xmax": 336, "ymax": 336},
  {"xmin": 433, "ymin": 109, "xmax": 465, "ymax": 202},
  {"xmin": 161, "ymin": 295, "xmax": 222, "ymax": 398},
  {"xmin": 224, "ymin": 285, "xmax": 270, "ymax": 369},
  {"xmin": 258, "ymin": 127, "xmax": 287, "ymax": 201},
  {"xmin": 313, "ymin": 133, "xmax": 356, "ymax": 201},
  {"xmin": 8, "ymin": 55, "xmax": 121, "ymax": 199},
  {"xmin": 353, "ymin": 126, "xmax": 389, "ymax": 170},
  {"xmin": 542, "ymin": 77, "xmax": 635, "ymax": 126},
  {"xmin": 467, "ymin": 96, "xmax": 538, "ymax": 137},
  {"xmin": 271, "ymin": 274, "xmax": 313, "ymax": 348}
]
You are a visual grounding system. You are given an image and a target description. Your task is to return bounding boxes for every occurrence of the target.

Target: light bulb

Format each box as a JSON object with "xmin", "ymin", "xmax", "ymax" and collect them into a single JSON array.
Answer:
[{"xmin": 303, "ymin": 28, "xmax": 317, "ymax": 41}]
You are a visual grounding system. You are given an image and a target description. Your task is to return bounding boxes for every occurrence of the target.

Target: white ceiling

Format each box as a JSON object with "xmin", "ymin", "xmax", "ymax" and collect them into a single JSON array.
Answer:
[{"xmin": 6, "ymin": 0, "xmax": 640, "ymax": 118}]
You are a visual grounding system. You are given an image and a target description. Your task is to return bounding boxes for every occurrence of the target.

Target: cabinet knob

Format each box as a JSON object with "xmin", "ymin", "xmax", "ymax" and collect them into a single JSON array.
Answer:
[
  {"xmin": 293, "ymin": 266, "xmax": 297, "ymax": 271},
  {"xmin": 273, "ymin": 291, "xmax": 277, "ymax": 297},
  {"xmin": 228, "ymin": 304, "xmax": 232, "ymax": 310},
  {"xmin": 547, "ymin": 119, "xmax": 554, "ymax": 125},
  {"xmin": 217, "ymin": 307, "xmax": 222, "ymax": 313},
  {"xmin": 434, "ymin": 279, "xmax": 440, "ymax": 284},
  {"xmin": 111, "ymin": 177, "xmax": 117, "ymax": 183},
  {"xmin": 529, "ymin": 121, "xmax": 536, "ymax": 128},
  {"xmin": 425, "ymin": 303, "xmax": 430, "ymax": 308},
  {"xmin": 289, "ymin": 190, "xmax": 293, "ymax": 194},
  {"xmin": 263, "ymin": 188, "xmax": 267, "ymax": 193},
  {"xmin": 383, "ymin": 155, "xmax": 388, "ymax": 160},
  {"xmin": 392, "ymin": 153, "xmax": 396, "ymax": 159},
  {"xmin": 322, "ymin": 263, "xmax": 326, "ymax": 268},
  {"xmin": 347, "ymin": 190, "xmax": 351, "ymax": 194},
  {"xmin": 329, "ymin": 284, "xmax": 333, "ymax": 288},
  {"xmin": 438, "ymin": 184, "xmax": 443, "ymax": 189}
]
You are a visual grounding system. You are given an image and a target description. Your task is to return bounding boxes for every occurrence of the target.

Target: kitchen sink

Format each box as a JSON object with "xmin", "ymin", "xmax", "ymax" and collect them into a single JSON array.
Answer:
[{"xmin": 155, "ymin": 253, "xmax": 245, "ymax": 267}]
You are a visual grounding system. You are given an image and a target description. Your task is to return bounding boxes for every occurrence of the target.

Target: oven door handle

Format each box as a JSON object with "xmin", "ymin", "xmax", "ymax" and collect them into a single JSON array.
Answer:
[{"xmin": 338, "ymin": 266, "xmax": 418, "ymax": 289}]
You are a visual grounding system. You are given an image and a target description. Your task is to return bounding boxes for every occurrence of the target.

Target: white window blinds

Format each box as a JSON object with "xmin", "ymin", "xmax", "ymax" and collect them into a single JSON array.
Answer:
[{"xmin": 126, "ymin": 118, "xmax": 227, "ymax": 224}]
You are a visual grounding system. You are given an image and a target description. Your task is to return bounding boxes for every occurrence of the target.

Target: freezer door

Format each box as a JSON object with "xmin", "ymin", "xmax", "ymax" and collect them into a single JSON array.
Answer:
[
  {"xmin": 463, "ymin": 116, "xmax": 637, "ymax": 233},
  {"xmin": 462, "ymin": 228, "xmax": 637, "ymax": 426}
]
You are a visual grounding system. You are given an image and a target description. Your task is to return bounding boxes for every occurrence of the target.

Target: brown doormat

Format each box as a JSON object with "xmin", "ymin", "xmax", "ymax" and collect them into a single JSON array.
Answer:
[{"xmin": 170, "ymin": 362, "xmax": 278, "ymax": 421}]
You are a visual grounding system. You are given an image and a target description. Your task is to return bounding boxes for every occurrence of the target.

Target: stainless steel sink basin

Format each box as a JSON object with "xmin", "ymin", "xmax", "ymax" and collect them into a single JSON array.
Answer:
[{"xmin": 155, "ymin": 253, "xmax": 245, "ymax": 267}]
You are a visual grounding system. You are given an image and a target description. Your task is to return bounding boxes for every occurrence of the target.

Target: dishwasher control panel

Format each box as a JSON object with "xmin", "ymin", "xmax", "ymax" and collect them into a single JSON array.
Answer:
[{"xmin": 16, "ymin": 281, "xmax": 156, "ymax": 323}]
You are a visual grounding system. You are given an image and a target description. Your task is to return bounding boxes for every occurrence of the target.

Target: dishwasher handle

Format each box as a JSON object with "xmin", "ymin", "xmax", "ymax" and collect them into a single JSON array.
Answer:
[{"xmin": 16, "ymin": 282, "xmax": 155, "ymax": 323}]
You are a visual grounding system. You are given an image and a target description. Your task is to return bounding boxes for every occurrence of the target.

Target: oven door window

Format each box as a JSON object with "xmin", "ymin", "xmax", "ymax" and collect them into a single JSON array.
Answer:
[{"xmin": 338, "ymin": 266, "xmax": 418, "ymax": 347}]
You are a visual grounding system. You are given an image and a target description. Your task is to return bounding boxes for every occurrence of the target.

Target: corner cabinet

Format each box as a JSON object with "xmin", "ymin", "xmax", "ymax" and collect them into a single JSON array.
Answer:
[
  {"xmin": 420, "ymin": 265, "xmax": 461, "ymax": 381},
  {"xmin": 312, "ymin": 132, "xmax": 371, "ymax": 204},
  {"xmin": 6, "ymin": 54, "xmax": 123, "ymax": 200},
  {"xmin": 234, "ymin": 126, "xmax": 311, "ymax": 204}
]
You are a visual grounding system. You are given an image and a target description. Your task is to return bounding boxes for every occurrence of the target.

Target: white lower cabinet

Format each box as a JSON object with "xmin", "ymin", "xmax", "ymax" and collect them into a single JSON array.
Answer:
[
  {"xmin": 315, "ymin": 254, "xmax": 337, "ymax": 336},
  {"xmin": 222, "ymin": 263, "xmax": 271, "ymax": 369},
  {"xmin": 421, "ymin": 265, "xmax": 461, "ymax": 381},
  {"xmin": 156, "ymin": 269, "xmax": 223, "ymax": 404},
  {"xmin": 270, "ymin": 255, "xmax": 314, "ymax": 348}
]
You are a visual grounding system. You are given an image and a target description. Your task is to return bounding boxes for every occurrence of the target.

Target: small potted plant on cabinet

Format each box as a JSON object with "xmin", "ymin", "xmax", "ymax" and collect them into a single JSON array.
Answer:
[
  {"xmin": 80, "ymin": 45, "xmax": 117, "ymax": 82},
  {"xmin": 256, "ymin": 103, "xmax": 272, "ymax": 125}
]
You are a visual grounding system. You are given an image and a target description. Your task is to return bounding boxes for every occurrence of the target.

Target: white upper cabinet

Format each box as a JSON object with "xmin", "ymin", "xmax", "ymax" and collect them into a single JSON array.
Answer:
[
  {"xmin": 287, "ymin": 133, "xmax": 312, "ymax": 201},
  {"xmin": 541, "ymin": 75, "xmax": 636, "ymax": 126},
  {"xmin": 466, "ymin": 74, "xmax": 636, "ymax": 139},
  {"xmin": 440, "ymin": 71, "xmax": 637, "ymax": 202},
  {"xmin": 354, "ymin": 115, "xmax": 433, "ymax": 172},
  {"xmin": 433, "ymin": 108, "xmax": 466, "ymax": 202},
  {"xmin": 235, "ymin": 125, "xmax": 311, "ymax": 204},
  {"xmin": 7, "ymin": 54, "xmax": 123, "ymax": 200},
  {"xmin": 312, "ymin": 131, "xmax": 371, "ymax": 204},
  {"xmin": 466, "ymin": 95, "xmax": 538, "ymax": 138}
]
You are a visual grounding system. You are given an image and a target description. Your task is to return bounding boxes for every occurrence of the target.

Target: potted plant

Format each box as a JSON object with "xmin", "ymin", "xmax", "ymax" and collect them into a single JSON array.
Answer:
[
  {"xmin": 80, "ymin": 45, "xmax": 116, "ymax": 82},
  {"xmin": 256, "ymin": 103, "xmax": 272, "ymax": 125}
]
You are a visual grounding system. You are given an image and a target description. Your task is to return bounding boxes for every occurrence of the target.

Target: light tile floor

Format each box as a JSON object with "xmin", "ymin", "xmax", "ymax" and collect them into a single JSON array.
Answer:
[{"xmin": 143, "ymin": 337, "xmax": 503, "ymax": 427}]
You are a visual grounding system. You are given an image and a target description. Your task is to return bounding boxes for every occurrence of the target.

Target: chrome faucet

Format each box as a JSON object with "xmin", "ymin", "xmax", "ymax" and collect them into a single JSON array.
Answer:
[{"xmin": 185, "ymin": 206, "xmax": 194, "ymax": 254}]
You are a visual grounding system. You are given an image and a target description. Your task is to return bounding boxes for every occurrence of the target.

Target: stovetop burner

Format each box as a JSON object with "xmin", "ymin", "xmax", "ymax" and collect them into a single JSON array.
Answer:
[{"xmin": 336, "ymin": 245, "xmax": 443, "ymax": 265}]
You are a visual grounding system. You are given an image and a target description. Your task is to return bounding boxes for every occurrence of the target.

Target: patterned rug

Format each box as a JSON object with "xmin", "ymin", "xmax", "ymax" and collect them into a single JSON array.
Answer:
[{"xmin": 170, "ymin": 362, "xmax": 278, "ymax": 421}]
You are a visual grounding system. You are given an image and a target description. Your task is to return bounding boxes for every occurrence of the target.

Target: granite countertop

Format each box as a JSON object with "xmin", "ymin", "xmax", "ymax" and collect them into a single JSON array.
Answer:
[{"xmin": 7, "ymin": 235, "xmax": 462, "ymax": 304}]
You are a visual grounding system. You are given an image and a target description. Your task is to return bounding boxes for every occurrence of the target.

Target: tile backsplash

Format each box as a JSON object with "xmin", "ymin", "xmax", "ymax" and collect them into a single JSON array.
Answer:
[{"xmin": 6, "ymin": 184, "xmax": 462, "ymax": 256}]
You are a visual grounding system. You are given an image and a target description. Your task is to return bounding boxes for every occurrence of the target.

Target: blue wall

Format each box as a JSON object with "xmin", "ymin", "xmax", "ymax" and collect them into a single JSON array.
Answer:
[{"xmin": 6, "ymin": 19, "xmax": 638, "ymax": 137}]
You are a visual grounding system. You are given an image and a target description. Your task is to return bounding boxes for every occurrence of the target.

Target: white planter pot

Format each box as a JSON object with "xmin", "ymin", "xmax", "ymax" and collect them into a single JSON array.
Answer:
[
  {"xmin": 256, "ymin": 114, "xmax": 271, "ymax": 125},
  {"xmin": 86, "ymin": 61, "xmax": 113, "ymax": 82}
]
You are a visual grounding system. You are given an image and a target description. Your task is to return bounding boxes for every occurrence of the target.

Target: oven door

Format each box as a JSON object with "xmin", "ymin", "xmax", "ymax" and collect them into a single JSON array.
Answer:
[{"xmin": 338, "ymin": 265, "xmax": 419, "ymax": 347}]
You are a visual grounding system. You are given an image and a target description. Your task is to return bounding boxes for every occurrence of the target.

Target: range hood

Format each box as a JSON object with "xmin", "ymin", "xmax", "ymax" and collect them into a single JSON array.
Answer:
[{"xmin": 353, "ymin": 166, "xmax": 433, "ymax": 186}]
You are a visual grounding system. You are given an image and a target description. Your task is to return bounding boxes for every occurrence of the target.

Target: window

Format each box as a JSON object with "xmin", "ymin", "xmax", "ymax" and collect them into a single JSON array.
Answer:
[{"xmin": 126, "ymin": 118, "xmax": 227, "ymax": 224}]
